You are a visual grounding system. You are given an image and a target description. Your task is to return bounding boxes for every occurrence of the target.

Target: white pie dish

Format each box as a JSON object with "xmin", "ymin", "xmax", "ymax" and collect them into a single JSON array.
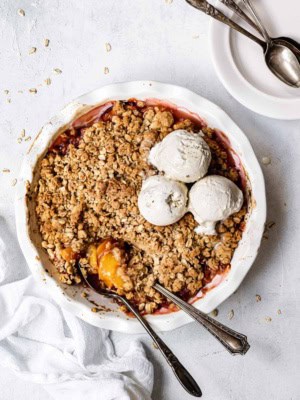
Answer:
[{"xmin": 15, "ymin": 81, "xmax": 266, "ymax": 333}]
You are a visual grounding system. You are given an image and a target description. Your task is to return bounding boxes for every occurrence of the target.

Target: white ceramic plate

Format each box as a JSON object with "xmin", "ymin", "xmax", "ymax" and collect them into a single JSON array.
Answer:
[
  {"xmin": 15, "ymin": 81, "xmax": 266, "ymax": 333},
  {"xmin": 209, "ymin": 0, "xmax": 300, "ymax": 120}
]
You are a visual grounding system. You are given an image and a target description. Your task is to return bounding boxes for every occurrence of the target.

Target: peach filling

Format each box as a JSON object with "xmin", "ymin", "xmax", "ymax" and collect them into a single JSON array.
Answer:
[
  {"xmin": 60, "ymin": 247, "xmax": 76, "ymax": 262},
  {"xmin": 87, "ymin": 239, "xmax": 126, "ymax": 290}
]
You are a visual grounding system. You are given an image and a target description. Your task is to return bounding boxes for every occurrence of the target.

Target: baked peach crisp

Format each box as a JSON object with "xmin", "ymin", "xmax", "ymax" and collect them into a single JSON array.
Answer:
[{"xmin": 34, "ymin": 100, "xmax": 248, "ymax": 314}]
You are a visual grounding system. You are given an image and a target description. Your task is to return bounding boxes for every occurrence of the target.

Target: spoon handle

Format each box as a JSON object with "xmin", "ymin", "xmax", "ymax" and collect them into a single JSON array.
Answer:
[
  {"xmin": 154, "ymin": 283, "xmax": 250, "ymax": 356},
  {"xmin": 120, "ymin": 296, "xmax": 202, "ymax": 397},
  {"xmin": 185, "ymin": 0, "xmax": 265, "ymax": 47},
  {"xmin": 219, "ymin": 0, "xmax": 262, "ymax": 34},
  {"xmin": 240, "ymin": 0, "xmax": 270, "ymax": 42}
]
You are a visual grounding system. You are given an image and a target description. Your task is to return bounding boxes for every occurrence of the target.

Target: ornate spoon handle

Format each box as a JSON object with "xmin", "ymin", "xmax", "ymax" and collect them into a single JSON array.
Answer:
[
  {"xmin": 240, "ymin": 0, "xmax": 270, "ymax": 42},
  {"xmin": 221, "ymin": 0, "xmax": 300, "ymax": 58},
  {"xmin": 185, "ymin": 0, "xmax": 265, "ymax": 48},
  {"xmin": 219, "ymin": 0, "xmax": 262, "ymax": 33},
  {"xmin": 77, "ymin": 263, "xmax": 201, "ymax": 397},
  {"xmin": 120, "ymin": 296, "xmax": 202, "ymax": 397},
  {"xmin": 154, "ymin": 283, "xmax": 250, "ymax": 356}
]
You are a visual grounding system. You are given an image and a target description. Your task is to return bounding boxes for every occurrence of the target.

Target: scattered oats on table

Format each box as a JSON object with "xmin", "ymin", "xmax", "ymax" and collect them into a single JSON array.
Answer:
[
  {"xmin": 18, "ymin": 8, "xmax": 25, "ymax": 16},
  {"xmin": 53, "ymin": 68, "xmax": 62, "ymax": 74},
  {"xmin": 256, "ymin": 294, "xmax": 261, "ymax": 302},
  {"xmin": 261, "ymin": 156, "xmax": 271, "ymax": 165},
  {"xmin": 44, "ymin": 78, "xmax": 51, "ymax": 85},
  {"xmin": 105, "ymin": 43, "xmax": 112, "ymax": 52},
  {"xmin": 267, "ymin": 221, "xmax": 276, "ymax": 229},
  {"xmin": 277, "ymin": 309, "xmax": 282, "ymax": 315},
  {"xmin": 25, "ymin": 136, "xmax": 32, "ymax": 142},
  {"xmin": 211, "ymin": 309, "xmax": 219, "ymax": 317},
  {"xmin": 11, "ymin": 179, "xmax": 17, "ymax": 187},
  {"xmin": 44, "ymin": 38, "xmax": 50, "ymax": 47},
  {"xmin": 228, "ymin": 309, "xmax": 234, "ymax": 320},
  {"xmin": 29, "ymin": 88, "xmax": 37, "ymax": 94},
  {"xmin": 4, "ymin": 90, "xmax": 9, "ymax": 95},
  {"xmin": 265, "ymin": 317, "xmax": 272, "ymax": 322},
  {"xmin": 2, "ymin": 169, "xmax": 10, "ymax": 173},
  {"xmin": 29, "ymin": 47, "xmax": 37, "ymax": 55},
  {"xmin": 104, "ymin": 67, "xmax": 109, "ymax": 74}
]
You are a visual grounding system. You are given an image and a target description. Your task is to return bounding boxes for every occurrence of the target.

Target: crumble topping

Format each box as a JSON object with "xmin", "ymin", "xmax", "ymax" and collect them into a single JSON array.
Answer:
[{"xmin": 34, "ymin": 100, "xmax": 248, "ymax": 314}]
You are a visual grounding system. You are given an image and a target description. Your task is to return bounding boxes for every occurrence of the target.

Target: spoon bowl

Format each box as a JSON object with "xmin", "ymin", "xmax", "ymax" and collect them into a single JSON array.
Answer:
[
  {"xmin": 276, "ymin": 37, "xmax": 300, "ymax": 55},
  {"xmin": 265, "ymin": 42, "xmax": 300, "ymax": 87}
]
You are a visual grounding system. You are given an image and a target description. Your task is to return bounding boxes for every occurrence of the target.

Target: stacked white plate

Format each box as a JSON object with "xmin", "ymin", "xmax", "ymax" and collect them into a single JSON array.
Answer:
[{"xmin": 209, "ymin": 0, "xmax": 300, "ymax": 120}]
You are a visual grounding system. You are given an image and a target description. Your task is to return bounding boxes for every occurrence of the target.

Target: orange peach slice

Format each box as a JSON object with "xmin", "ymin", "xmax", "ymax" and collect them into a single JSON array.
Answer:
[
  {"xmin": 60, "ymin": 247, "xmax": 76, "ymax": 262},
  {"xmin": 98, "ymin": 251, "xmax": 125, "ymax": 290},
  {"xmin": 87, "ymin": 239, "xmax": 127, "ymax": 290},
  {"xmin": 96, "ymin": 239, "xmax": 111, "ymax": 260}
]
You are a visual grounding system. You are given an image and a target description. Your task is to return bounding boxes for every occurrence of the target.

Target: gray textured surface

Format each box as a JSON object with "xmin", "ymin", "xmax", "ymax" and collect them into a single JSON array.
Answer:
[{"xmin": 0, "ymin": 0, "xmax": 300, "ymax": 399}]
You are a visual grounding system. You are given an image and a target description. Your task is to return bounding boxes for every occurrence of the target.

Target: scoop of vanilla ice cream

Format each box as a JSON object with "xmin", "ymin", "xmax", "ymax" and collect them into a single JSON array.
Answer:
[
  {"xmin": 148, "ymin": 129, "xmax": 211, "ymax": 183},
  {"xmin": 138, "ymin": 175, "xmax": 188, "ymax": 226},
  {"xmin": 189, "ymin": 175, "xmax": 244, "ymax": 235}
]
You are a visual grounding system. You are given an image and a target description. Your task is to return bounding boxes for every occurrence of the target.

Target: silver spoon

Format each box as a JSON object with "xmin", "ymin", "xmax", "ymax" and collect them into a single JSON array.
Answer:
[
  {"xmin": 219, "ymin": 0, "xmax": 300, "ymax": 59},
  {"xmin": 186, "ymin": 0, "xmax": 264, "ymax": 46},
  {"xmin": 185, "ymin": 0, "xmax": 300, "ymax": 87},
  {"xmin": 79, "ymin": 260, "xmax": 249, "ymax": 355},
  {"xmin": 240, "ymin": 0, "xmax": 300, "ymax": 87},
  {"xmin": 219, "ymin": 0, "xmax": 260, "ymax": 31},
  {"xmin": 154, "ymin": 283, "xmax": 250, "ymax": 355},
  {"xmin": 219, "ymin": 0, "xmax": 300, "ymax": 58},
  {"xmin": 77, "ymin": 264, "xmax": 202, "ymax": 398}
]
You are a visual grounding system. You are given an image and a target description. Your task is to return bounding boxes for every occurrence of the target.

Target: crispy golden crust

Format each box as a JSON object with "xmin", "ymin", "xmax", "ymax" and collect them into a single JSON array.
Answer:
[{"xmin": 35, "ymin": 100, "xmax": 247, "ymax": 314}]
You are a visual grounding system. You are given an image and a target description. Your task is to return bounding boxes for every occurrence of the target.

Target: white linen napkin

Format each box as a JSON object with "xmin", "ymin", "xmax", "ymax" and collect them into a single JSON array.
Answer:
[{"xmin": 0, "ymin": 221, "xmax": 153, "ymax": 400}]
